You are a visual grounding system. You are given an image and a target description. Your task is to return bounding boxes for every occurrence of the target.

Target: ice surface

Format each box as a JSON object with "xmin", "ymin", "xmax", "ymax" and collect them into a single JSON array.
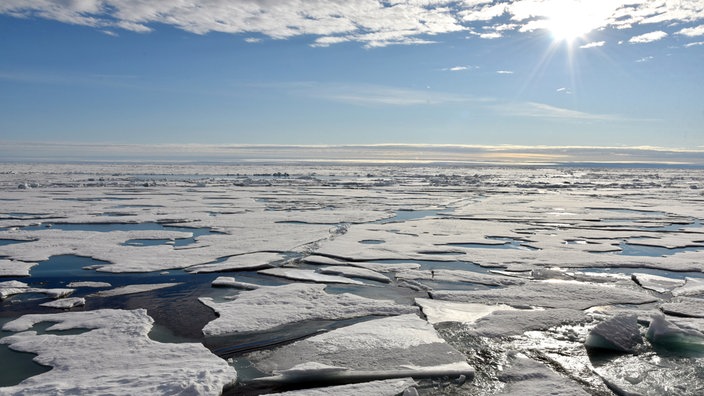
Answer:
[
  {"xmin": 0, "ymin": 280, "xmax": 73, "ymax": 301},
  {"xmin": 0, "ymin": 309, "xmax": 236, "ymax": 394},
  {"xmin": 199, "ymin": 283, "xmax": 417, "ymax": 336},
  {"xmin": 317, "ymin": 266, "xmax": 391, "ymax": 283},
  {"xmin": 262, "ymin": 377, "xmax": 417, "ymax": 396},
  {"xmin": 88, "ymin": 283, "xmax": 181, "ymax": 297},
  {"xmin": 470, "ymin": 308, "xmax": 587, "ymax": 337},
  {"xmin": 258, "ymin": 268, "xmax": 365, "ymax": 285},
  {"xmin": 39, "ymin": 297, "xmax": 86, "ymax": 309},
  {"xmin": 661, "ymin": 297, "xmax": 704, "ymax": 318},
  {"xmin": 497, "ymin": 352, "xmax": 589, "ymax": 396},
  {"xmin": 186, "ymin": 252, "xmax": 284, "ymax": 273},
  {"xmin": 66, "ymin": 281, "xmax": 112, "ymax": 288},
  {"xmin": 249, "ymin": 314, "xmax": 473, "ymax": 383},
  {"xmin": 631, "ymin": 272, "xmax": 685, "ymax": 293},
  {"xmin": 645, "ymin": 314, "xmax": 704, "ymax": 349},
  {"xmin": 415, "ymin": 298, "xmax": 517, "ymax": 325},
  {"xmin": 211, "ymin": 276, "xmax": 259, "ymax": 290},
  {"xmin": 398, "ymin": 269, "xmax": 525, "ymax": 286},
  {"xmin": 431, "ymin": 280, "xmax": 657, "ymax": 310},
  {"xmin": 0, "ymin": 259, "xmax": 35, "ymax": 277},
  {"xmin": 672, "ymin": 277, "xmax": 704, "ymax": 296},
  {"xmin": 584, "ymin": 314, "xmax": 643, "ymax": 353}
]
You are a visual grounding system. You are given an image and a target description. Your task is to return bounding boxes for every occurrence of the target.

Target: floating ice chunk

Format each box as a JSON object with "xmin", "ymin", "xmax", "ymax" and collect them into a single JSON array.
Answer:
[
  {"xmin": 470, "ymin": 308, "xmax": 586, "ymax": 337},
  {"xmin": 186, "ymin": 252, "xmax": 284, "ymax": 273},
  {"xmin": 0, "ymin": 259, "xmax": 35, "ymax": 277},
  {"xmin": 262, "ymin": 377, "xmax": 417, "ymax": 396},
  {"xmin": 584, "ymin": 314, "xmax": 643, "ymax": 353},
  {"xmin": 250, "ymin": 314, "xmax": 473, "ymax": 384},
  {"xmin": 40, "ymin": 297, "xmax": 86, "ymax": 309},
  {"xmin": 0, "ymin": 309, "xmax": 237, "ymax": 394},
  {"xmin": 302, "ymin": 255, "xmax": 349, "ymax": 266},
  {"xmin": 352, "ymin": 262, "xmax": 422, "ymax": 272},
  {"xmin": 258, "ymin": 268, "xmax": 364, "ymax": 285},
  {"xmin": 88, "ymin": 283, "xmax": 181, "ymax": 297},
  {"xmin": 67, "ymin": 281, "xmax": 112, "ymax": 288},
  {"xmin": 646, "ymin": 314, "xmax": 704, "ymax": 350},
  {"xmin": 672, "ymin": 277, "xmax": 704, "ymax": 297},
  {"xmin": 273, "ymin": 362, "xmax": 349, "ymax": 380},
  {"xmin": 200, "ymin": 283, "xmax": 417, "ymax": 336},
  {"xmin": 211, "ymin": 276, "xmax": 259, "ymax": 290},
  {"xmin": 431, "ymin": 280, "xmax": 657, "ymax": 310},
  {"xmin": 0, "ymin": 280, "xmax": 74, "ymax": 300},
  {"xmin": 661, "ymin": 297, "xmax": 704, "ymax": 318},
  {"xmin": 415, "ymin": 298, "xmax": 517, "ymax": 325},
  {"xmin": 631, "ymin": 273, "xmax": 685, "ymax": 293},
  {"xmin": 433, "ymin": 269, "xmax": 525, "ymax": 286},
  {"xmin": 318, "ymin": 266, "xmax": 391, "ymax": 283},
  {"xmin": 497, "ymin": 352, "xmax": 589, "ymax": 396}
]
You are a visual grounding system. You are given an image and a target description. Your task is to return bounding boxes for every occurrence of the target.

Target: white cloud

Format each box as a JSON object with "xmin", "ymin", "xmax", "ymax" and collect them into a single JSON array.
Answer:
[
  {"xmin": 629, "ymin": 31, "xmax": 668, "ymax": 44},
  {"xmin": 496, "ymin": 70, "xmax": 514, "ymax": 74},
  {"xmin": 685, "ymin": 41, "xmax": 704, "ymax": 47},
  {"xmin": 442, "ymin": 66, "xmax": 471, "ymax": 71},
  {"xmin": 495, "ymin": 101, "xmax": 625, "ymax": 121},
  {"xmin": 580, "ymin": 41, "xmax": 605, "ymax": 49},
  {"xmin": 556, "ymin": 87, "xmax": 572, "ymax": 94},
  {"xmin": 286, "ymin": 82, "xmax": 475, "ymax": 106},
  {"xmin": 677, "ymin": 25, "xmax": 704, "ymax": 37},
  {"xmin": 636, "ymin": 56, "xmax": 654, "ymax": 63},
  {"xmin": 1, "ymin": 1, "xmax": 703, "ymax": 47}
]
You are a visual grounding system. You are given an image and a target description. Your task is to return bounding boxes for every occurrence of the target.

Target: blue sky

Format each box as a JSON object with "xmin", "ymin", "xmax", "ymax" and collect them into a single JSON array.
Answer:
[{"xmin": 1, "ymin": 1, "xmax": 703, "ymax": 162}]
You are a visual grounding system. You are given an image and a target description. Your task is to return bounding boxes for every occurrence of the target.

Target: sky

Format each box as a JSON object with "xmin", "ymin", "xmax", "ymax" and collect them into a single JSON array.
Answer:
[{"xmin": 0, "ymin": 1, "xmax": 703, "ymax": 163}]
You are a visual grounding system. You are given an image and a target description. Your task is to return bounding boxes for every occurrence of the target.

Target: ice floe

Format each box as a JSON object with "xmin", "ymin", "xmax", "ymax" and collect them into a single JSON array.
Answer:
[
  {"xmin": 0, "ymin": 259, "xmax": 35, "ymax": 277},
  {"xmin": 0, "ymin": 280, "xmax": 73, "ymax": 301},
  {"xmin": 415, "ymin": 298, "xmax": 517, "ymax": 325},
  {"xmin": 317, "ymin": 266, "xmax": 391, "ymax": 283},
  {"xmin": 646, "ymin": 314, "xmax": 704, "ymax": 350},
  {"xmin": 211, "ymin": 276, "xmax": 259, "ymax": 290},
  {"xmin": 258, "ymin": 268, "xmax": 365, "ymax": 285},
  {"xmin": 584, "ymin": 314, "xmax": 643, "ymax": 353},
  {"xmin": 631, "ymin": 272, "xmax": 685, "ymax": 293},
  {"xmin": 39, "ymin": 297, "xmax": 86, "ymax": 309},
  {"xmin": 199, "ymin": 283, "xmax": 417, "ymax": 336},
  {"xmin": 88, "ymin": 283, "xmax": 181, "ymax": 298},
  {"xmin": 672, "ymin": 277, "xmax": 704, "ymax": 296},
  {"xmin": 262, "ymin": 377, "xmax": 417, "ymax": 395},
  {"xmin": 431, "ymin": 280, "xmax": 657, "ymax": 310},
  {"xmin": 186, "ymin": 252, "xmax": 284, "ymax": 273},
  {"xmin": 0, "ymin": 309, "xmax": 237, "ymax": 394},
  {"xmin": 661, "ymin": 297, "xmax": 704, "ymax": 318},
  {"xmin": 248, "ymin": 314, "xmax": 473, "ymax": 384},
  {"xmin": 66, "ymin": 281, "xmax": 112, "ymax": 288},
  {"xmin": 497, "ymin": 352, "xmax": 589, "ymax": 396}
]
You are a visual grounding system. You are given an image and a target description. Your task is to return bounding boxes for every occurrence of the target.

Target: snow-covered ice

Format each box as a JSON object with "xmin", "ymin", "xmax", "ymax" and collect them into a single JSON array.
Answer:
[
  {"xmin": 631, "ymin": 272, "xmax": 685, "ymax": 293},
  {"xmin": 88, "ymin": 283, "xmax": 181, "ymax": 297},
  {"xmin": 199, "ymin": 283, "xmax": 417, "ymax": 336},
  {"xmin": 258, "ymin": 268, "xmax": 365, "ymax": 285},
  {"xmin": 249, "ymin": 314, "xmax": 473, "ymax": 383},
  {"xmin": 584, "ymin": 314, "xmax": 643, "ymax": 353},
  {"xmin": 262, "ymin": 377, "xmax": 417, "ymax": 395},
  {"xmin": 0, "ymin": 309, "xmax": 237, "ymax": 395},
  {"xmin": 497, "ymin": 352, "xmax": 590, "ymax": 396},
  {"xmin": 415, "ymin": 298, "xmax": 517, "ymax": 325},
  {"xmin": 0, "ymin": 259, "xmax": 35, "ymax": 277},
  {"xmin": 39, "ymin": 297, "xmax": 86, "ymax": 309},
  {"xmin": 211, "ymin": 276, "xmax": 259, "ymax": 290}
]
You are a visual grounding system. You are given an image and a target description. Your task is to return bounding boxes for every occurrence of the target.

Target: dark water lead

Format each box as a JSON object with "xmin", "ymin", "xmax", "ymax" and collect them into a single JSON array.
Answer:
[{"xmin": 0, "ymin": 318, "xmax": 51, "ymax": 387}]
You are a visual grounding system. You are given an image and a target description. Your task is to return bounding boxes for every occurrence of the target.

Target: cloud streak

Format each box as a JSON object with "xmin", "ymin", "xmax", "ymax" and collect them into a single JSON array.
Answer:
[{"xmin": 2, "ymin": 1, "xmax": 704, "ymax": 47}]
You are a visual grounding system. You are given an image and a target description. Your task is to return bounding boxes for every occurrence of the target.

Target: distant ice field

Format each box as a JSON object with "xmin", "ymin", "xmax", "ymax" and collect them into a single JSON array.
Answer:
[{"xmin": 1, "ymin": 163, "xmax": 704, "ymax": 395}]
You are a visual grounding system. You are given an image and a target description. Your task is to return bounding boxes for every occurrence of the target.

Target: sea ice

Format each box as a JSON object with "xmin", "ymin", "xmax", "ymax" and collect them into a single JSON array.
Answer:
[
  {"xmin": 584, "ymin": 314, "xmax": 643, "ymax": 353},
  {"xmin": 39, "ymin": 297, "xmax": 86, "ymax": 309},
  {"xmin": 262, "ymin": 377, "xmax": 417, "ymax": 396},
  {"xmin": 470, "ymin": 308, "xmax": 586, "ymax": 337},
  {"xmin": 415, "ymin": 298, "xmax": 517, "ymax": 325},
  {"xmin": 317, "ymin": 266, "xmax": 391, "ymax": 283},
  {"xmin": 645, "ymin": 314, "xmax": 704, "ymax": 350},
  {"xmin": 660, "ymin": 297, "xmax": 704, "ymax": 318},
  {"xmin": 258, "ymin": 268, "xmax": 365, "ymax": 285},
  {"xmin": 631, "ymin": 272, "xmax": 685, "ymax": 293},
  {"xmin": 186, "ymin": 252, "xmax": 284, "ymax": 273},
  {"xmin": 497, "ymin": 352, "xmax": 589, "ymax": 396},
  {"xmin": 0, "ymin": 280, "xmax": 73, "ymax": 301},
  {"xmin": 211, "ymin": 276, "xmax": 259, "ymax": 290},
  {"xmin": 0, "ymin": 259, "xmax": 35, "ymax": 277},
  {"xmin": 199, "ymin": 283, "xmax": 417, "ymax": 336},
  {"xmin": 249, "ymin": 314, "xmax": 473, "ymax": 383},
  {"xmin": 431, "ymin": 280, "xmax": 657, "ymax": 310},
  {"xmin": 0, "ymin": 309, "xmax": 237, "ymax": 395},
  {"xmin": 672, "ymin": 277, "xmax": 704, "ymax": 296},
  {"xmin": 88, "ymin": 283, "xmax": 181, "ymax": 297},
  {"xmin": 66, "ymin": 281, "xmax": 112, "ymax": 288}
]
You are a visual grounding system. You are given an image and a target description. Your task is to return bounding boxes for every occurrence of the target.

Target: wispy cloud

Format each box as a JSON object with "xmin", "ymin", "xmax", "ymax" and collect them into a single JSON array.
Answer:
[
  {"xmin": 677, "ymin": 25, "xmax": 704, "ymax": 37},
  {"xmin": 580, "ymin": 41, "xmax": 605, "ymax": 49},
  {"xmin": 442, "ymin": 66, "xmax": 471, "ymax": 72},
  {"xmin": 556, "ymin": 87, "xmax": 572, "ymax": 95},
  {"xmin": 496, "ymin": 70, "xmax": 514, "ymax": 74},
  {"xmin": 685, "ymin": 41, "xmax": 704, "ymax": 47},
  {"xmin": 629, "ymin": 31, "xmax": 668, "ymax": 44},
  {"xmin": 1, "ymin": 1, "xmax": 703, "ymax": 48},
  {"xmin": 635, "ymin": 56, "xmax": 654, "ymax": 63},
  {"xmin": 494, "ymin": 101, "xmax": 629, "ymax": 121}
]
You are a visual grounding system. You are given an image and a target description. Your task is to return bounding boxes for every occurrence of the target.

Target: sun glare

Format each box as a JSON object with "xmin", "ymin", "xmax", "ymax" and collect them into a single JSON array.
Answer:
[{"xmin": 543, "ymin": 1, "xmax": 610, "ymax": 43}]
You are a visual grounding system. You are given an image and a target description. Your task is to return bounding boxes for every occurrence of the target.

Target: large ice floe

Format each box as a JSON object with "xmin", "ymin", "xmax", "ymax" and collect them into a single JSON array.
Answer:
[
  {"xmin": 3, "ymin": 163, "xmax": 704, "ymax": 394},
  {"xmin": 0, "ymin": 309, "xmax": 237, "ymax": 395}
]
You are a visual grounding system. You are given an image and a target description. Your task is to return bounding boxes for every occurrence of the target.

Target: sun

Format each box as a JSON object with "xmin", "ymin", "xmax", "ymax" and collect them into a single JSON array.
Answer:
[{"xmin": 543, "ymin": 1, "xmax": 608, "ymax": 43}]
